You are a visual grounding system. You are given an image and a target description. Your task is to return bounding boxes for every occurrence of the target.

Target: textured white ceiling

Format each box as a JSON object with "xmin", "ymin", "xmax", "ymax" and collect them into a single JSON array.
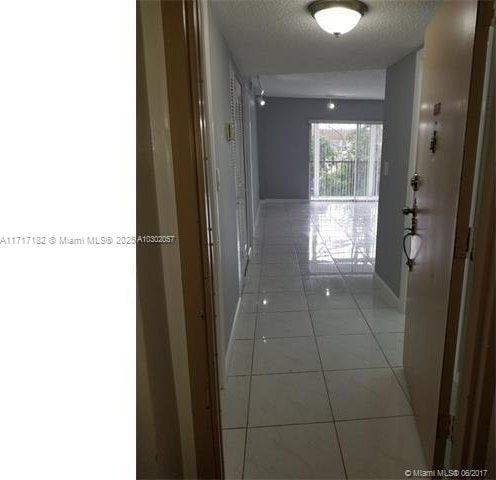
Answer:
[
  {"xmin": 260, "ymin": 70, "xmax": 386, "ymax": 99},
  {"xmin": 211, "ymin": 0, "xmax": 439, "ymax": 75}
]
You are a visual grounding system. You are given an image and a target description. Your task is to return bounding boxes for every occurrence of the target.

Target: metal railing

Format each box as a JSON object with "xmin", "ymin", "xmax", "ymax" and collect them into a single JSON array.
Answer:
[{"xmin": 310, "ymin": 159, "xmax": 381, "ymax": 199}]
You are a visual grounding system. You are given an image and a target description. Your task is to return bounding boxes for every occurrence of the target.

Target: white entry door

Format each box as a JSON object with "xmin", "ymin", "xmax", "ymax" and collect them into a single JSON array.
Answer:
[{"xmin": 403, "ymin": 0, "xmax": 488, "ymax": 466}]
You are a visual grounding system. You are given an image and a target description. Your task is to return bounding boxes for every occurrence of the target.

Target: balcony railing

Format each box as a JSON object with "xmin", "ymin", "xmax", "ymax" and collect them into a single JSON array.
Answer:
[{"xmin": 310, "ymin": 159, "xmax": 381, "ymax": 199}]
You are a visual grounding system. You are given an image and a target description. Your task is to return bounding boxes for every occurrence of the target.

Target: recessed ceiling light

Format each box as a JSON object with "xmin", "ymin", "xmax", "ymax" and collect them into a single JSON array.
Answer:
[
  {"xmin": 327, "ymin": 99, "xmax": 336, "ymax": 109},
  {"xmin": 309, "ymin": 0, "xmax": 368, "ymax": 37}
]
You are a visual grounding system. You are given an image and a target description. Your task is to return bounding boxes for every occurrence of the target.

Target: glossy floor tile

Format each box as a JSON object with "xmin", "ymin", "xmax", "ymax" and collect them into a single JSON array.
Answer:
[
  {"xmin": 325, "ymin": 368, "xmax": 412, "ymax": 420},
  {"xmin": 248, "ymin": 372, "xmax": 332, "ymax": 426},
  {"xmin": 228, "ymin": 340, "xmax": 254, "ymax": 376},
  {"xmin": 223, "ymin": 428, "xmax": 246, "ymax": 479},
  {"xmin": 221, "ymin": 201, "xmax": 420, "ymax": 478},
  {"xmin": 234, "ymin": 313, "xmax": 257, "ymax": 339},
  {"xmin": 222, "ymin": 376, "xmax": 250, "ymax": 428},
  {"xmin": 302, "ymin": 275, "xmax": 348, "ymax": 292},
  {"xmin": 353, "ymin": 290, "xmax": 397, "ymax": 309},
  {"xmin": 256, "ymin": 311, "xmax": 314, "ymax": 338},
  {"xmin": 259, "ymin": 276, "xmax": 304, "ymax": 293},
  {"xmin": 311, "ymin": 309, "xmax": 371, "ymax": 336},
  {"xmin": 261, "ymin": 263, "xmax": 301, "ymax": 277},
  {"xmin": 336, "ymin": 416, "xmax": 427, "ymax": 479},
  {"xmin": 243, "ymin": 275, "xmax": 260, "ymax": 293},
  {"xmin": 240, "ymin": 293, "xmax": 259, "ymax": 313},
  {"xmin": 317, "ymin": 334, "xmax": 389, "ymax": 370},
  {"xmin": 306, "ymin": 290, "xmax": 357, "ymax": 310},
  {"xmin": 263, "ymin": 250, "xmax": 298, "ymax": 264},
  {"xmin": 376, "ymin": 333, "xmax": 404, "ymax": 367},
  {"xmin": 362, "ymin": 308, "xmax": 405, "ymax": 333},
  {"xmin": 393, "ymin": 367, "xmax": 411, "ymax": 401},
  {"xmin": 244, "ymin": 423, "xmax": 346, "ymax": 479},
  {"xmin": 258, "ymin": 291, "xmax": 308, "ymax": 312},
  {"xmin": 252, "ymin": 337, "xmax": 320, "ymax": 374}
]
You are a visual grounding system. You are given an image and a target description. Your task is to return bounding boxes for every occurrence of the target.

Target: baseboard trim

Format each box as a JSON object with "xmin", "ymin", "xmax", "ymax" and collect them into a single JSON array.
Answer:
[
  {"xmin": 374, "ymin": 272, "xmax": 401, "ymax": 311},
  {"xmin": 224, "ymin": 295, "xmax": 242, "ymax": 384}
]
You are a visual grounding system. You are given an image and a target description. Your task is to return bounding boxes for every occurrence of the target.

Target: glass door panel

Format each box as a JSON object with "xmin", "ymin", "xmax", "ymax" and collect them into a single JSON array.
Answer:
[{"xmin": 310, "ymin": 122, "xmax": 383, "ymax": 201}]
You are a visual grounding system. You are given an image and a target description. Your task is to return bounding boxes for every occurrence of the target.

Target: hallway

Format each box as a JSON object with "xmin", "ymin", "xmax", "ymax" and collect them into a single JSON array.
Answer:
[{"xmin": 222, "ymin": 201, "xmax": 426, "ymax": 479}]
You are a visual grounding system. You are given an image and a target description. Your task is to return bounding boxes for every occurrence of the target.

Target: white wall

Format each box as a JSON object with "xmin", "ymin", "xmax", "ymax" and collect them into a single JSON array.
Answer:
[
  {"xmin": 202, "ymin": 3, "xmax": 259, "ymax": 360},
  {"xmin": 204, "ymin": 5, "xmax": 240, "ymax": 353}
]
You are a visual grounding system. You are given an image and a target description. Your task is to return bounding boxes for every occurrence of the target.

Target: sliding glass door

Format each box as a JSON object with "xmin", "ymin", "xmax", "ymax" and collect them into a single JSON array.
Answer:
[{"xmin": 309, "ymin": 122, "xmax": 383, "ymax": 200}]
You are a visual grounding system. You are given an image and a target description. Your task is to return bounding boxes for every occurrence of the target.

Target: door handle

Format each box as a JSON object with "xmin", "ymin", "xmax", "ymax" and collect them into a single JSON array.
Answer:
[
  {"xmin": 402, "ymin": 206, "xmax": 417, "ymax": 216},
  {"xmin": 402, "ymin": 198, "xmax": 418, "ymax": 217},
  {"xmin": 402, "ymin": 198, "xmax": 418, "ymax": 270}
]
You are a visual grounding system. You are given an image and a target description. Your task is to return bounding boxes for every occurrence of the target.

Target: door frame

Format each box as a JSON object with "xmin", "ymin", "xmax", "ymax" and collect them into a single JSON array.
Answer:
[
  {"xmin": 137, "ymin": 4, "xmax": 197, "ymax": 475},
  {"xmin": 152, "ymin": 0, "xmax": 494, "ymax": 476},
  {"xmin": 160, "ymin": 0, "xmax": 223, "ymax": 477},
  {"xmin": 399, "ymin": 48, "xmax": 424, "ymax": 313},
  {"xmin": 432, "ymin": 1, "xmax": 493, "ymax": 466},
  {"xmin": 449, "ymin": 21, "xmax": 495, "ymax": 469}
]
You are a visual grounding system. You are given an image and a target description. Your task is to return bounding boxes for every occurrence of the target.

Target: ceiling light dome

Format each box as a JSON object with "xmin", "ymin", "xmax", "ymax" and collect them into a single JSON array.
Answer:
[{"xmin": 309, "ymin": 0, "xmax": 368, "ymax": 37}]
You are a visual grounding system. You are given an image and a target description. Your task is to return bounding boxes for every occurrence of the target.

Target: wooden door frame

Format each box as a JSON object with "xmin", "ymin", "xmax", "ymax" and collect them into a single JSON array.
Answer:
[
  {"xmin": 450, "ymin": 19, "xmax": 495, "ymax": 470},
  {"xmin": 432, "ymin": 0, "xmax": 494, "ymax": 467},
  {"xmin": 160, "ymin": 0, "xmax": 223, "ymax": 477}
]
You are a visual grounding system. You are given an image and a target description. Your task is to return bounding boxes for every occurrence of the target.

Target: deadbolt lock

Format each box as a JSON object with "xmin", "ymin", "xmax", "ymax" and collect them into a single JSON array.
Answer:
[{"xmin": 410, "ymin": 173, "xmax": 420, "ymax": 191}]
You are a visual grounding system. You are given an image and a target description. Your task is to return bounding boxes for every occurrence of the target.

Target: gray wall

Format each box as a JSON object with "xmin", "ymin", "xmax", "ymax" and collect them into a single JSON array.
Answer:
[
  {"xmin": 375, "ymin": 50, "xmax": 419, "ymax": 297},
  {"xmin": 257, "ymin": 98, "xmax": 384, "ymax": 199}
]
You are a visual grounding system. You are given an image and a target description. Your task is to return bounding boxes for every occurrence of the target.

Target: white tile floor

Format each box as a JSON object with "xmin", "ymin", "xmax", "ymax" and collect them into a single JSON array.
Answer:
[{"xmin": 222, "ymin": 201, "xmax": 426, "ymax": 479}]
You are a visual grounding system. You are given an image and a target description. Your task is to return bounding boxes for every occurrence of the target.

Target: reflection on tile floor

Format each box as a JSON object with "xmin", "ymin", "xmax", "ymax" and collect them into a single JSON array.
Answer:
[{"xmin": 222, "ymin": 201, "xmax": 426, "ymax": 479}]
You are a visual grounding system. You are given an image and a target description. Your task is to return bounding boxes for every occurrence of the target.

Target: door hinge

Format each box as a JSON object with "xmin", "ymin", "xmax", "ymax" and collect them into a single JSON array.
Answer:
[{"xmin": 454, "ymin": 227, "xmax": 471, "ymax": 259}]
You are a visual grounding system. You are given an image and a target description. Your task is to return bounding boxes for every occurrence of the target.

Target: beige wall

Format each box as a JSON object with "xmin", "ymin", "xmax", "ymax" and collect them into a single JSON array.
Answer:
[
  {"xmin": 137, "ymin": 1, "xmax": 196, "ymax": 477},
  {"xmin": 137, "ymin": 5, "xmax": 182, "ymax": 478},
  {"xmin": 137, "ymin": 294, "xmax": 182, "ymax": 478}
]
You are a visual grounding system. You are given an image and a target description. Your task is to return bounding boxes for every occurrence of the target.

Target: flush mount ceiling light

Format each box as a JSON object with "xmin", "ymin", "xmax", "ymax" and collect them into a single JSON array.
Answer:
[
  {"xmin": 308, "ymin": 0, "xmax": 368, "ymax": 37},
  {"xmin": 327, "ymin": 98, "xmax": 336, "ymax": 109}
]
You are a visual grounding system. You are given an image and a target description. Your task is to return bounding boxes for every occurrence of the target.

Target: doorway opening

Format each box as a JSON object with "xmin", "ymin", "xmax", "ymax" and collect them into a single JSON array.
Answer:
[
  {"xmin": 309, "ymin": 122, "xmax": 383, "ymax": 201},
  {"xmin": 308, "ymin": 122, "xmax": 383, "ymax": 270},
  {"xmin": 197, "ymin": 0, "xmax": 493, "ymax": 477}
]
